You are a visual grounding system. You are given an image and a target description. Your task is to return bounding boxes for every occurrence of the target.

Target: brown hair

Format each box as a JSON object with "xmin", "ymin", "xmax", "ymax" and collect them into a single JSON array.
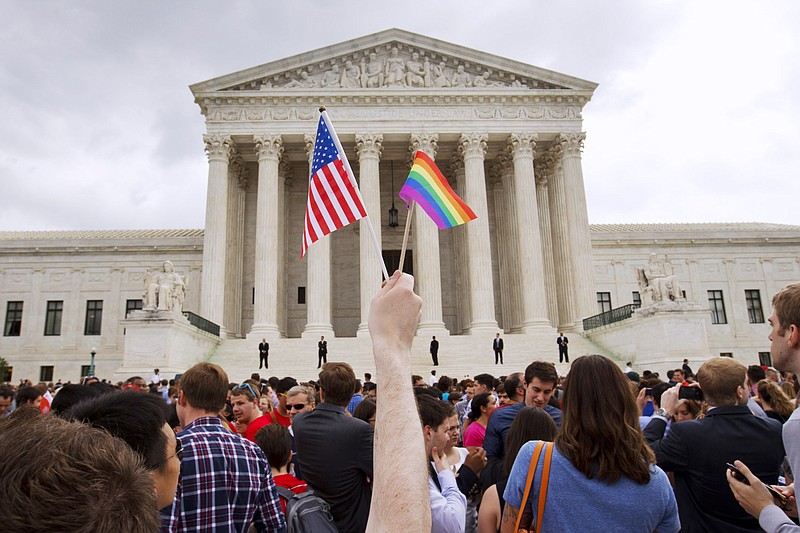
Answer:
[
  {"xmin": 780, "ymin": 381, "xmax": 797, "ymax": 400},
  {"xmin": 0, "ymin": 412, "xmax": 159, "ymax": 531},
  {"xmin": 319, "ymin": 362, "xmax": 357, "ymax": 406},
  {"xmin": 697, "ymin": 357, "xmax": 746, "ymax": 406},
  {"xmin": 230, "ymin": 379, "xmax": 261, "ymax": 402},
  {"xmin": 179, "ymin": 362, "xmax": 229, "ymax": 413},
  {"xmin": 254, "ymin": 424, "xmax": 292, "ymax": 469},
  {"xmin": 503, "ymin": 407, "xmax": 557, "ymax": 475},
  {"xmin": 524, "ymin": 361, "xmax": 558, "ymax": 387},
  {"xmin": 555, "ymin": 354, "xmax": 655, "ymax": 484},
  {"xmin": 758, "ymin": 379, "xmax": 795, "ymax": 419},
  {"xmin": 772, "ymin": 283, "xmax": 800, "ymax": 334}
]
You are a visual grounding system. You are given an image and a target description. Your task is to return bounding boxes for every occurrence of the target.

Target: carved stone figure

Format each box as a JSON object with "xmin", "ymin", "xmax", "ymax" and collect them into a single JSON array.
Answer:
[
  {"xmin": 451, "ymin": 65, "xmax": 471, "ymax": 87},
  {"xmin": 635, "ymin": 254, "xmax": 684, "ymax": 305},
  {"xmin": 473, "ymin": 71, "xmax": 490, "ymax": 87},
  {"xmin": 143, "ymin": 260, "xmax": 186, "ymax": 312},
  {"xmin": 361, "ymin": 52, "xmax": 384, "ymax": 88},
  {"xmin": 405, "ymin": 52, "xmax": 428, "ymax": 87},
  {"xmin": 320, "ymin": 65, "xmax": 341, "ymax": 88},
  {"xmin": 284, "ymin": 71, "xmax": 318, "ymax": 88},
  {"xmin": 384, "ymin": 47, "xmax": 406, "ymax": 86},
  {"xmin": 340, "ymin": 60, "xmax": 362, "ymax": 88},
  {"xmin": 433, "ymin": 62, "xmax": 451, "ymax": 87}
]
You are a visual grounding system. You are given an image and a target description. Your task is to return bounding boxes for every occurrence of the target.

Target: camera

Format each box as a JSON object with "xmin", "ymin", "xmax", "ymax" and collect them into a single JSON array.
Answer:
[{"xmin": 678, "ymin": 385, "xmax": 704, "ymax": 401}]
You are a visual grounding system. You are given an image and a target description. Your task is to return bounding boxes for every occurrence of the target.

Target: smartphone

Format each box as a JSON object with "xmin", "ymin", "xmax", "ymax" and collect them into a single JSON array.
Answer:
[
  {"xmin": 679, "ymin": 386, "xmax": 704, "ymax": 401},
  {"xmin": 645, "ymin": 388, "xmax": 653, "ymax": 396},
  {"xmin": 727, "ymin": 463, "xmax": 788, "ymax": 503}
]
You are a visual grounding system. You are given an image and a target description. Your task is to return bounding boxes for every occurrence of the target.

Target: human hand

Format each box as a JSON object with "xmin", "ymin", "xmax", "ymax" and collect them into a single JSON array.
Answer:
[
  {"xmin": 636, "ymin": 387, "xmax": 648, "ymax": 415},
  {"xmin": 659, "ymin": 384, "xmax": 680, "ymax": 416},
  {"xmin": 462, "ymin": 446, "xmax": 487, "ymax": 475},
  {"xmin": 368, "ymin": 271, "xmax": 422, "ymax": 353},
  {"xmin": 432, "ymin": 446, "xmax": 451, "ymax": 474},
  {"xmin": 727, "ymin": 460, "xmax": 778, "ymax": 519},
  {"xmin": 773, "ymin": 484, "xmax": 797, "ymax": 516}
]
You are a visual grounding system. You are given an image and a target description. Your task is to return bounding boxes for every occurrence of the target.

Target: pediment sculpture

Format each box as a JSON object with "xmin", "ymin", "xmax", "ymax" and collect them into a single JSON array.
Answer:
[{"xmin": 249, "ymin": 45, "xmax": 561, "ymax": 91}]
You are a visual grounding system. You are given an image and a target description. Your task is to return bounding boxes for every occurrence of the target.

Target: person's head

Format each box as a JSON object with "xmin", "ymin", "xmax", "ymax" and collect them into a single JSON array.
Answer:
[
  {"xmin": 771, "ymin": 284, "xmax": 800, "ymax": 373},
  {"xmin": 50, "ymin": 383, "xmax": 102, "ymax": 417},
  {"xmin": 366, "ymin": 384, "xmax": 378, "ymax": 401},
  {"xmin": 649, "ymin": 381, "xmax": 671, "ymax": 409},
  {"xmin": 503, "ymin": 372, "xmax": 524, "ymax": 404},
  {"xmin": 0, "ymin": 387, "xmax": 13, "ymax": 413},
  {"xmin": 179, "ymin": 362, "xmax": 229, "ymax": 418},
  {"xmin": 697, "ymin": 357, "xmax": 748, "ymax": 407},
  {"xmin": 757, "ymin": 378, "xmax": 795, "ymax": 419},
  {"xmin": 318, "ymin": 362, "xmax": 356, "ymax": 407},
  {"xmin": 162, "ymin": 260, "xmax": 173, "ymax": 273},
  {"xmin": 627, "ymin": 362, "xmax": 633, "ymax": 368},
  {"xmin": 467, "ymin": 392, "xmax": 497, "ymax": 422},
  {"xmin": 496, "ymin": 333, "xmax": 500, "ymax": 338},
  {"xmin": 765, "ymin": 368, "xmax": 780, "ymax": 382},
  {"xmin": 666, "ymin": 369, "xmax": 675, "ymax": 381},
  {"xmin": 258, "ymin": 394, "xmax": 273, "ymax": 415},
  {"xmin": 683, "ymin": 358, "xmax": 689, "ymax": 365},
  {"xmin": 16, "ymin": 386, "xmax": 42, "ymax": 409},
  {"xmin": 254, "ymin": 424, "xmax": 292, "ymax": 471},
  {"xmin": 124, "ymin": 376, "xmax": 148, "ymax": 391},
  {"xmin": 364, "ymin": 372, "xmax": 372, "ymax": 382},
  {"xmin": 276, "ymin": 376, "xmax": 299, "ymax": 409},
  {"xmin": 673, "ymin": 369, "xmax": 684, "ymax": 383},
  {"xmin": 462, "ymin": 379, "xmax": 476, "ymax": 400},
  {"xmin": 416, "ymin": 394, "xmax": 455, "ymax": 459},
  {"xmin": 412, "ymin": 375, "xmax": 426, "ymax": 388},
  {"xmin": 0, "ymin": 412, "xmax": 160, "ymax": 530},
  {"xmin": 496, "ymin": 383, "xmax": 509, "ymax": 405},
  {"xmin": 447, "ymin": 391, "xmax": 462, "ymax": 406},
  {"xmin": 436, "ymin": 375, "xmax": 451, "ymax": 393},
  {"xmin": 67, "ymin": 390, "xmax": 180, "ymax": 509},
  {"xmin": 524, "ymin": 362, "xmax": 558, "ymax": 409},
  {"xmin": 353, "ymin": 398, "xmax": 377, "ymax": 427},
  {"xmin": 473, "ymin": 373, "xmax": 495, "ymax": 393},
  {"xmin": 230, "ymin": 381, "xmax": 262, "ymax": 424},
  {"xmin": 503, "ymin": 407, "xmax": 558, "ymax": 475},
  {"xmin": 780, "ymin": 380, "xmax": 797, "ymax": 400},
  {"xmin": 746, "ymin": 365, "xmax": 766, "ymax": 388},
  {"xmin": 285, "ymin": 385, "xmax": 316, "ymax": 421},
  {"xmin": 153, "ymin": 368, "xmax": 160, "ymax": 375},
  {"xmin": 556, "ymin": 354, "xmax": 655, "ymax": 484},
  {"xmin": 673, "ymin": 400, "xmax": 702, "ymax": 422}
]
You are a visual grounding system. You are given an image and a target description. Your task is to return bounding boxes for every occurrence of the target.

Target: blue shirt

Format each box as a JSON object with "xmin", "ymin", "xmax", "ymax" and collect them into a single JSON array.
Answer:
[
  {"xmin": 483, "ymin": 402, "xmax": 562, "ymax": 460},
  {"xmin": 347, "ymin": 393, "xmax": 363, "ymax": 415},
  {"xmin": 161, "ymin": 416, "xmax": 285, "ymax": 532},
  {"xmin": 504, "ymin": 441, "xmax": 679, "ymax": 533}
]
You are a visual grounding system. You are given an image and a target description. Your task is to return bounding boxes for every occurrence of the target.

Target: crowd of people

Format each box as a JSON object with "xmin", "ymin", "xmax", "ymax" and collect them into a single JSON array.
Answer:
[{"xmin": 2, "ymin": 277, "xmax": 800, "ymax": 533}]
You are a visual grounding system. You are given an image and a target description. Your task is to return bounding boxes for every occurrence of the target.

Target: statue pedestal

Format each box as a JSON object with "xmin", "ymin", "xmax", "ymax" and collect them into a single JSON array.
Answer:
[
  {"xmin": 115, "ymin": 310, "xmax": 220, "ymax": 381},
  {"xmin": 585, "ymin": 303, "xmax": 709, "ymax": 375}
]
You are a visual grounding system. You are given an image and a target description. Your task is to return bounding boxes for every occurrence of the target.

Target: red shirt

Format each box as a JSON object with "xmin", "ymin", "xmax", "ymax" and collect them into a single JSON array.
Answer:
[
  {"xmin": 242, "ymin": 415, "xmax": 272, "ymax": 442},
  {"xmin": 271, "ymin": 409, "xmax": 291, "ymax": 427},
  {"xmin": 273, "ymin": 473, "xmax": 308, "ymax": 513}
]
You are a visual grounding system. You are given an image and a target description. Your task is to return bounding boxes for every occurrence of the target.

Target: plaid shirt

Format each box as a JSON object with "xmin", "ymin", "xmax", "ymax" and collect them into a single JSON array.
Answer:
[{"xmin": 161, "ymin": 416, "xmax": 285, "ymax": 532}]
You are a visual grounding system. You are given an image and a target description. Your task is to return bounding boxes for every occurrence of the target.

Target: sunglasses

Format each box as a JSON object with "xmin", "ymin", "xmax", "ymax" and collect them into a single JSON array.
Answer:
[
  {"xmin": 288, "ymin": 403, "xmax": 308, "ymax": 411},
  {"xmin": 236, "ymin": 383, "xmax": 258, "ymax": 399},
  {"xmin": 155, "ymin": 439, "xmax": 183, "ymax": 468}
]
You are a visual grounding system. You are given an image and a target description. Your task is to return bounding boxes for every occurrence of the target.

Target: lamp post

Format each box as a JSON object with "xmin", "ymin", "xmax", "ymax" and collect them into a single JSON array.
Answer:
[
  {"xmin": 388, "ymin": 161, "xmax": 399, "ymax": 228},
  {"xmin": 89, "ymin": 347, "xmax": 96, "ymax": 377}
]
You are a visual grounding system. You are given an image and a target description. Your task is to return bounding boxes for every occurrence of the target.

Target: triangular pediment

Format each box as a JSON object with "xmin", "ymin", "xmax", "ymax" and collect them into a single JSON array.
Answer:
[{"xmin": 191, "ymin": 29, "xmax": 597, "ymax": 95}]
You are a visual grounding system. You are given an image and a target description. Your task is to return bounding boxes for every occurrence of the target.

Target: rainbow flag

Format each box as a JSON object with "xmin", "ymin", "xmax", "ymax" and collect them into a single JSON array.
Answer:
[{"xmin": 399, "ymin": 151, "xmax": 477, "ymax": 229}]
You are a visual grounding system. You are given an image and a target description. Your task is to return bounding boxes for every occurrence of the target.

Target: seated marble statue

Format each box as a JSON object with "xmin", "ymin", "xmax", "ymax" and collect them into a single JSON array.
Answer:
[
  {"xmin": 143, "ymin": 261, "xmax": 186, "ymax": 312},
  {"xmin": 636, "ymin": 254, "xmax": 683, "ymax": 304}
]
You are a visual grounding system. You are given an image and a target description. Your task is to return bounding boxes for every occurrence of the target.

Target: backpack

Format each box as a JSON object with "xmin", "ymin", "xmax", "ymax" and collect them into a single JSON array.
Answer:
[{"xmin": 275, "ymin": 486, "xmax": 339, "ymax": 533}]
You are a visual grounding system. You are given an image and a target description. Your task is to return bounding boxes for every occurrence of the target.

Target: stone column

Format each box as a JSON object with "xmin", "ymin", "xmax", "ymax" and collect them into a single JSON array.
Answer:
[
  {"xmin": 302, "ymin": 134, "xmax": 334, "ymax": 338},
  {"xmin": 449, "ymin": 157, "xmax": 470, "ymax": 334},
  {"xmin": 250, "ymin": 134, "xmax": 283, "ymax": 337},
  {"xmin": 547, "ymin": 142, "xmax": 576, "ymax": 330},
  {"xmin": 410, "ymin": 133, "xmax": 447, "ymax": 334},
  {"xmin": 489, "ymin": 164, "xmax": 511, "ymax": 330},
  {"xmin": 200, "ymin": 134, "xmax": 234, "ymax": 333},
  {"xmin": 498, "ymin": 155, "xmax": 523, "ymax": 332},
  {"xmin": 459, "ymin": 133, "xmax": 498, "ymax": 332},
  {"xmin": 534, "ymin": 156, "xmax": 559, "ymax": 327},
  {"xmin": 225, "ymin": 154, "xmax": 248, "ymax": 338},
  {"xmin": 22, "ymin": 269, "xmax": 43, "ymax": 346},
  {"xmin": 355, "ymin": 133, "xmax": 383, "ymax": 336},
  {"xmin": 559, "ymin": 132, "xmax": 596, "ymax": 325},
  {"xmin": 508, "ymin": 133, "xmax": 550, "ymax": 331},
  {"xmin": 278, "ymin": 158, "xmax": 292, "ymax": 335}
]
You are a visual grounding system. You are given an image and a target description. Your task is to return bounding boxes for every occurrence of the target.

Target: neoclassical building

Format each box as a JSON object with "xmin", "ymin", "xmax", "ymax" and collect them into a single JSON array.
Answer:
[{"xmin": 1, "ymin": 30, "xmax": 798, "ymax": 382}]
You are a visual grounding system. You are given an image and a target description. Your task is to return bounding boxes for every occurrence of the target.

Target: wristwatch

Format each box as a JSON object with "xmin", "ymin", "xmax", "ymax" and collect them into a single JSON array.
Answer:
[{"xmin": 655, "ymin": 408, "xmax": 670, "ymax": 418}]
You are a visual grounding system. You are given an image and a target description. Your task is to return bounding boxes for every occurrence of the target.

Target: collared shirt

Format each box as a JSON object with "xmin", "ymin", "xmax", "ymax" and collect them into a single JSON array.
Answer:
[
  {"xmin": 429, "ymin": 467, "xmax": 467, "ymax": 533},
  {"xmin": 484, "ymin": 402, "xmax": 562, "ymax": 460},
  {"xmin": 346, "ymin": 393, "xmax": 363, "ymax": 415},
  {"xmin": 161, "ymin": 416, "xmax": 285, "ymax": 532}
]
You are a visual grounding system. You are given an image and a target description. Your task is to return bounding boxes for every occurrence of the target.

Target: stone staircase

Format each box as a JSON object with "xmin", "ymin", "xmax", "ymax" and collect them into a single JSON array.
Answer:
[{"xmin": 207, "ymin": 329, "xmax": 623, "ymax": 383}]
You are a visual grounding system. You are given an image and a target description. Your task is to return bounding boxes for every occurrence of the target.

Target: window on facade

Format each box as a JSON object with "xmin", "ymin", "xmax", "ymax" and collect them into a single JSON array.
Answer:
[
  {"xmin": 632, "ymin": 291, "xmax": 641, "ymax": 307},
  {"xmin": 84, "ymin": 300, "xmax": 103, "ymax": 336},
  {"xmin": 298, "ymin": 287, "xmax": 306, "ymax": 305},
  {"xmin": 759, "ymin": 352, "xmax": 773, "ymax": 367},
  {"xmin": 719, "ymin": 352, "xmax": 733, "ymax": 358},
  {"xmin": 382, "ymin": 250, "xmax": 414, "ymax": 276},
  {"xmin": 708, "ymin": 290, "xmax": 727, "ymax": 324},
  {"xmin": 4, "ymin": 301, "xmax": 23, "ymax": 336},
  {"xmin": 40, "ymin": 365, "xmax": 54, "ymax": 382},
  {"xmin": 597, "ymin": 292, "xmax": 612, "ymax": 314},
  {"xmin": 745, "ymin": 290, "xmax": 765, "ymax": 324},
  {"xmin": 125, "ymin": 299, "xmax": 143, "ymax": 317},
  {"xmin": 44, "ymin": 301, "xmax": 63, "ymax": 336}
]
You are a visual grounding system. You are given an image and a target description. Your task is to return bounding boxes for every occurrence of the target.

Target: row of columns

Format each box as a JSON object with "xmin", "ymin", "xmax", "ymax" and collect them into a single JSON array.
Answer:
[{"xmin": 199, "ymin": 130, "xmax": 595, "ymax": 338}]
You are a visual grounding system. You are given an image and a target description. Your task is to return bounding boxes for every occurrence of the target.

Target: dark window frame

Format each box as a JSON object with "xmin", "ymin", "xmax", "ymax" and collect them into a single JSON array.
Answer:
[
  {"xmin": 597, "ymin": 292, "xmax": 612, "ymax": 314},
  {"xmin": 4, "ymin": 301, "xmax": 23, "ymax": 336},
  {"xmin": 44, "ymin": 300, "xmax": 63, "ymax": 336},
  {"xmin": 708, "ymin": 290, "xmax": 727, "ymax": 325},
  {"xmin": 745, "ymin": 289, "xmax": 765, "ymax": 324},
  {"xmin": 84, "ymin": 300, "xmax": 103, "ymax": 336}
]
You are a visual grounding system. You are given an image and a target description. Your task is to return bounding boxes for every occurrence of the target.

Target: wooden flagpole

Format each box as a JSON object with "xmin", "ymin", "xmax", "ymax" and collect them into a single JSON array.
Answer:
[{"xmin": 398, "ymin": 201, "xmax": 414, "ymax": 274}]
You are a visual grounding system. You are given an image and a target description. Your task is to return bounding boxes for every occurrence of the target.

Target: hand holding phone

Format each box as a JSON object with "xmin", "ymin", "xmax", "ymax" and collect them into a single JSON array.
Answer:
[{"xmin": 727, "ymin": 462, "xmax": 788, "ymax": 504}]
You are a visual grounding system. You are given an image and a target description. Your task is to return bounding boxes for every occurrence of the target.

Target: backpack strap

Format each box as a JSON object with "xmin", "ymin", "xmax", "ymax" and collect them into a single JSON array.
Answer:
[
  {"xmin": 274, "ymin": 485, "xmax": 295, "ymax": 502},
  {"xmin": 533, "ymin": 443, "xmax": 555, "ymax": 533},
  {"xmin": 513, "ymin": 440, "xmax": 546, "ymax": 532},
  {"xmin": 270, "ymin": 411, "xmax": 278, "ymax": 424}
]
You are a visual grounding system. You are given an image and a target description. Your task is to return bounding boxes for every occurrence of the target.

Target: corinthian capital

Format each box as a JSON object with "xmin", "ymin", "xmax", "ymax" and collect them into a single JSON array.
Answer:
[
  {"xmin": 304, "ymin": 133, "xmax": 315, "ymax": 165},
  {"xmin": 229, "ymin": 154, "xmax": 249, "ymax": 190},
  {"xmin": 203, "ymin": 134, "xmax": 234, "ymax": 161},
  {"xmin": 409, "ymin": 133, "xmax": 439, "ymax": 159},
  {"xmin": 354, "ymin": 133, "xmax": 384, "ymax": 160},
  {"xmin": 253, "ymin": 134, "xmax": 284, "ymax": 162},
  {"xmin": 558, "ymin": 132, "xmax": 587, "ymax": 154},
  {"xmin": 458, "ymin": 132, "xmax": 488, "ymax": 160},
  {"xmin": 507, "ymin": 133, "xmax": 537, "ymax": 159}
]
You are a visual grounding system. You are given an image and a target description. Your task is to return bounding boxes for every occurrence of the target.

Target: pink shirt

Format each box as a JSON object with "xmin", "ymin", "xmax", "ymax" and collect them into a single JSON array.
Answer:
[{"xmin": 463, "ymin": 421, "xmax": 486, "ymax": 447}]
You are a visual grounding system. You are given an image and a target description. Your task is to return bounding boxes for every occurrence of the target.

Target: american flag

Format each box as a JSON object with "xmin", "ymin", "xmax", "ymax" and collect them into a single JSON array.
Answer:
[{"xmin": 301, "ymin": 114, "xmax": 367, "ymax": 258}]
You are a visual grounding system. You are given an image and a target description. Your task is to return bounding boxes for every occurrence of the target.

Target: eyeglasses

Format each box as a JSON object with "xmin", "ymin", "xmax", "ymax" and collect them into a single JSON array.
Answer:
[
  {"xmin": 154, "ymin": 439, "xmax": 183, "ymax": 468},
  {"xmin": 236, "ymin": 383, "xmax": 258, "ymax": 399},
  {"xmin": 288, "ymin": 403, "xmax": 308, "ymax": 411}
]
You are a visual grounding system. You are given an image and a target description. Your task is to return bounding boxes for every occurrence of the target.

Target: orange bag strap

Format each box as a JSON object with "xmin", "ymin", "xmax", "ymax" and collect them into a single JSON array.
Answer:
[
  {"xmin": 533, "ymin": 442, "xmax": 555, "ymax": 533},
  {"xmin": 513, "ymin": 440, "xmax": 546, "ymax": 532}
]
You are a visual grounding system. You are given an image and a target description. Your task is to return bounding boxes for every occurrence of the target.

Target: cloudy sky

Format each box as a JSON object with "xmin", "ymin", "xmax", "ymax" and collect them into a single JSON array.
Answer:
[{"xmin": 1, "ymin": 1, "xmax": 798, "ymax": 231}]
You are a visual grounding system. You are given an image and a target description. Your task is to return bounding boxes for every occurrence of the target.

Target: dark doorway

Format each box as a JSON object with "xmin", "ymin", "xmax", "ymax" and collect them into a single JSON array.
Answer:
[{"xmin": 383, "ymin": 250, "xmax": 413, "ymax": 276}]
